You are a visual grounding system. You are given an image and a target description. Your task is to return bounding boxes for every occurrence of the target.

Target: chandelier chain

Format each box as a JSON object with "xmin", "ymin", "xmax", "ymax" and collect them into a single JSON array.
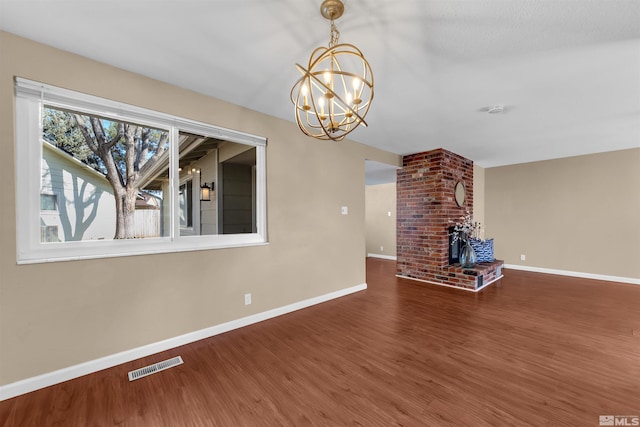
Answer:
[{"xmin": 329, "ymin": 19, "xmax": 340, "ymax": 48}]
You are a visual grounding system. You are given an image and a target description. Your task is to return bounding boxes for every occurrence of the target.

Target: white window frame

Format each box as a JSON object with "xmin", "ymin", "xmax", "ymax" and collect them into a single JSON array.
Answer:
[{"xmin": 15, "ymin": 77, "xmax": 267, "ymax": 264}]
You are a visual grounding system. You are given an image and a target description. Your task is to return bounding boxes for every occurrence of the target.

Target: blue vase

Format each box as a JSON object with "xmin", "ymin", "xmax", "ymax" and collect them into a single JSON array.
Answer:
[{"xmin": 460, "ymin": 241, "xmax": 477, "ymax": 268}]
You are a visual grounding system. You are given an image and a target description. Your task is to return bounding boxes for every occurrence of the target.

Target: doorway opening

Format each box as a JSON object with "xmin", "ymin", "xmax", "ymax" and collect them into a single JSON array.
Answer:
[{"xmin": 364, "ymin": 160, "xmax": 399, "ymax": 261}]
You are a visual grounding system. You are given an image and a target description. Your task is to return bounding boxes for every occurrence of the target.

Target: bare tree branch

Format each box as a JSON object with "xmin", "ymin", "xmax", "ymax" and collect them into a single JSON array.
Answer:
[
  {"xmin": 72, "ymin": 114, "xmax": 98, "ymax": 153},
  {"xmin": 90, "ymin": 117, "xmax": 108, "ymax": 147},
  {"xmin": 105, "ymin": 122, "xmax": 125, "ymax": 151},
  {"xmin": 137, "ymin": 132, "xmax": 169, "ymax": 177}
]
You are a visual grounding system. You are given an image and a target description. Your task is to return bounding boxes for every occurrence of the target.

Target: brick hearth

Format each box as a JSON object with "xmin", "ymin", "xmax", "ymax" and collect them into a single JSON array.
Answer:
[{"xmin": 396, "ymin": 148, "xmax": 504, "ymax": 291}]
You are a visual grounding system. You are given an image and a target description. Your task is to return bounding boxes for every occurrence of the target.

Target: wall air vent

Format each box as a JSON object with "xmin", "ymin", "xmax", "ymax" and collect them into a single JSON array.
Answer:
[{"xmin": 127, "ymin": 356, "xmax": 183, "ymax": 381}]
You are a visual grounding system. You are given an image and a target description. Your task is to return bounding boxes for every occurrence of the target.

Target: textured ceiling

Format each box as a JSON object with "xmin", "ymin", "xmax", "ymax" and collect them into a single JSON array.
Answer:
[{"xmin": 1, "ymin": 0, "xmax": 639, "ymax": 167}]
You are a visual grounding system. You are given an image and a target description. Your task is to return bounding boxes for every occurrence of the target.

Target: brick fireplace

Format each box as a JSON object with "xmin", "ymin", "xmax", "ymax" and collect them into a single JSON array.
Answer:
[{"xmin": 396, "ymin": 148, "xmax": 503, "ymax": 291}]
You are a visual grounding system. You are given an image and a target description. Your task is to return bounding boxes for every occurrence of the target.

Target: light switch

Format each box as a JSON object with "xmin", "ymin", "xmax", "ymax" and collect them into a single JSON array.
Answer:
[{"xmin": 341, "ymin": 206, "xmax": 348, "ymax": 215}]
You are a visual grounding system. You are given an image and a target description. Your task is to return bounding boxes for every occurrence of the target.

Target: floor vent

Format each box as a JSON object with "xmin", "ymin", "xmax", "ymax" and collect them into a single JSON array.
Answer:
[{"xmin": 128, "ymin": 356, "xmax": 183, "ymax": 381}]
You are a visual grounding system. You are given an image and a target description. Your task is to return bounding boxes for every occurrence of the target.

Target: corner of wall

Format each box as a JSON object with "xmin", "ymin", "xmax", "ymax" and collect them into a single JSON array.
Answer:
[{"xmin": 473, "ymin": 164, "xmax": 486, "ymax": 238}]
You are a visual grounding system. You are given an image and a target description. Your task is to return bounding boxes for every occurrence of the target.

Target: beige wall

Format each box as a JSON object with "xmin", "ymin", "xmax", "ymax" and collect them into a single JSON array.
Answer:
[
  {"xmin": 365, "ymin": 183, "xmax": 396, "ymax": 257},
  {"xmin": 485, "ymin": 148, "xmax": 640, "ymax": 279},
  {"xmin": 0, "ymin": 31, "xmax": 400, "ymax": 386},
  {"xmin": 473, "ymin": 164, "xmax": 485, "ymax": 239}
]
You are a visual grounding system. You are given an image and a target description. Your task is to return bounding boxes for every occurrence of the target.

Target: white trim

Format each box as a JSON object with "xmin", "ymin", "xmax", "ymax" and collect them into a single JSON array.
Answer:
[
  {"xmin": 17, "ymin": 237, "xmax": 270, "ymax": 265},
  {"xmin": 255, "ymin": 145, "xmax": 267, "ymax": 239},
  {"xmin": 367, "ymin": 253, "xmax": 397, "ymax": 261},
  {"xmin": 504, "ymin": 264, "xmax": 640, "ymax": 286},
  {"xmin": 0, "ymin": 282, "xmax": 367, "ymax": 401},
  {"xmin": 15, "ymin": 78, "xmax": 266, "ymax": 147},
  {"xmin": 396, "ymin": 274, "xmax": 504, "ymax": 293}
]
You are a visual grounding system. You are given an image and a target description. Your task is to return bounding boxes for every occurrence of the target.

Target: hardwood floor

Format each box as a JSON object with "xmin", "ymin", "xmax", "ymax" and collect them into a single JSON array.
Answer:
[{"xmin": 2, "ymin": 258, "xmax": 639, "ymax": 426}]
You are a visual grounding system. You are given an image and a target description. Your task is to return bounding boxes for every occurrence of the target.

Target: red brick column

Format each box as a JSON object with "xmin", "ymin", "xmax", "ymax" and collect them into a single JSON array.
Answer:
[{"xmin": 397, "ymin": 148, "xmax": 474, "ymax": 286}]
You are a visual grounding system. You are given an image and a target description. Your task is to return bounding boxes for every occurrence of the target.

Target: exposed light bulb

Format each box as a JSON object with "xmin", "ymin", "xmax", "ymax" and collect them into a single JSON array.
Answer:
[
  {"xmin": 323, "ymin": 71, "xmax": 331, "ymax": 84},
  {"xmin": 301, "ymin": 83, "xmax": 309, "ymax": 108},
  {"xmin": 352, "ymin": 77, "xmax": 363, "ymax": 105}
]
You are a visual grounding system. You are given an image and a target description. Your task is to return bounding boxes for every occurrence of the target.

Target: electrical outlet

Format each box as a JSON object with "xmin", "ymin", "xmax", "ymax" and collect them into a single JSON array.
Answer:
[
  {"xmin": 380, "ymin": 246, "xmax": 384, "ymax": 252},
  {"xmin": 244, "ymin": 293, "xmax": 252, "ymax": 305},
  {"xmin": 520, "ymin": 254, "xmax": 526, "ymax": 261},
  {"xmin": 387, "ymin": 211, "xmax": 392, "ymax": 217}
]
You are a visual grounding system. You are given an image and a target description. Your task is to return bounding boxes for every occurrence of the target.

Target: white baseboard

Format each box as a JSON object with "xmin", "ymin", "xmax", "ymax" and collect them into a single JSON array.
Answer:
[
  {"xmin": 367, "ymin": 253, "xmax": 397, "ymax": 261},
  {"xmin": 504, "ymin": 264, "xmax": 640, "ymax": 285},
  {"xmin": 0, "ymin": 283, "xmax": 367, "ymax": 401}
]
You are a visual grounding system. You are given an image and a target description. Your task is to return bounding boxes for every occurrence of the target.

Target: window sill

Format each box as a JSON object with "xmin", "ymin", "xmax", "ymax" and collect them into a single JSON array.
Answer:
[{"xmin": 17, "ymin": 237, "xmax": 269, "ymax": 265}]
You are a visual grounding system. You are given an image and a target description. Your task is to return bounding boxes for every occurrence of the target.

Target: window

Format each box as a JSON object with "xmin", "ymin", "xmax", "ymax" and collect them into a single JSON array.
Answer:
[
  {"xmin": 39, "ymin": 193, "xmax": 59, "ymax": 243},
  {"xmin": 15, "ymin": 78, "xmax": 267, "ymax": 263},
  {"xmin": 40, "ymin": 193, "xmax": 58, "ymax": 211}
]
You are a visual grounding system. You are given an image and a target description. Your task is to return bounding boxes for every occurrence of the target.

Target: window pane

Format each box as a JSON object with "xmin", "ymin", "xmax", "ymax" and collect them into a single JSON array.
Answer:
[
  {"xmin": 177, "ymin": 132, "xmax": 258, "ymax": 236},
  {"xmin": 41, "ymin": 106, "xmax": 170, "ymax": 242},
  {"xmin": 178, "ymin": 131, "xmax": 219, "ymax": 236}
]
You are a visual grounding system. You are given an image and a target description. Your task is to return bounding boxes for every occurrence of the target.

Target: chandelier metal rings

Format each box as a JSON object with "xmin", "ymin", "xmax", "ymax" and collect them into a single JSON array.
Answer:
[{"xmin": 291, "ymin": 0, "xmax": 374, "ymax": 141}]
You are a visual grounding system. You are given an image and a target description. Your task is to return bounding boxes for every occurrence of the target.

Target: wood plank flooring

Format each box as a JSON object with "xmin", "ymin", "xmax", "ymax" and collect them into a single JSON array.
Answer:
[{"xmin": 1, "ymin": 258, "xmax": 639, "ymax": 426}]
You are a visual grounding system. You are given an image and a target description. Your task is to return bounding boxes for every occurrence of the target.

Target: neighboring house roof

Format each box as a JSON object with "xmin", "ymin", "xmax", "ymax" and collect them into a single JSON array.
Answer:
[
  {"xmin": 135, "ymin": 192, "xmax": 160, "ymax": 209},
  {"xmin": 42, "ymin": 139, "xmax": 110, "ymax": 184}
]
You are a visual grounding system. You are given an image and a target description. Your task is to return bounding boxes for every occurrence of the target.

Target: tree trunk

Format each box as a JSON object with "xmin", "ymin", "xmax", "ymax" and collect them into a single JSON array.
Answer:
[{"xmin": 114, "ymin": 189, "xmax": 137, "ymax": 239}]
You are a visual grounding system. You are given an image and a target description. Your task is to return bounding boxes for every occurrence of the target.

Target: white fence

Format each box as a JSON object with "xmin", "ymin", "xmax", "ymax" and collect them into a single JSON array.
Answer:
[{"xmin": 135, "ymin": 209, "xmax": 161, "ymax": 238}]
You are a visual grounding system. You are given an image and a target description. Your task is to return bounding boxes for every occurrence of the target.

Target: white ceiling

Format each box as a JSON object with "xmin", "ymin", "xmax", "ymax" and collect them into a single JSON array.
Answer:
[{"xmin": 1, "ymin": 0, "xmax": 639, "ymax": 167}]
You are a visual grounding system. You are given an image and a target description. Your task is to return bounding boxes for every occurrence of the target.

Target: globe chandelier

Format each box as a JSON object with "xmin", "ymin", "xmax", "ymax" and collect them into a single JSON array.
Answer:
[{"xmin": 291, "ymin": 0, "xmax": 374, "ymax": 141}]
